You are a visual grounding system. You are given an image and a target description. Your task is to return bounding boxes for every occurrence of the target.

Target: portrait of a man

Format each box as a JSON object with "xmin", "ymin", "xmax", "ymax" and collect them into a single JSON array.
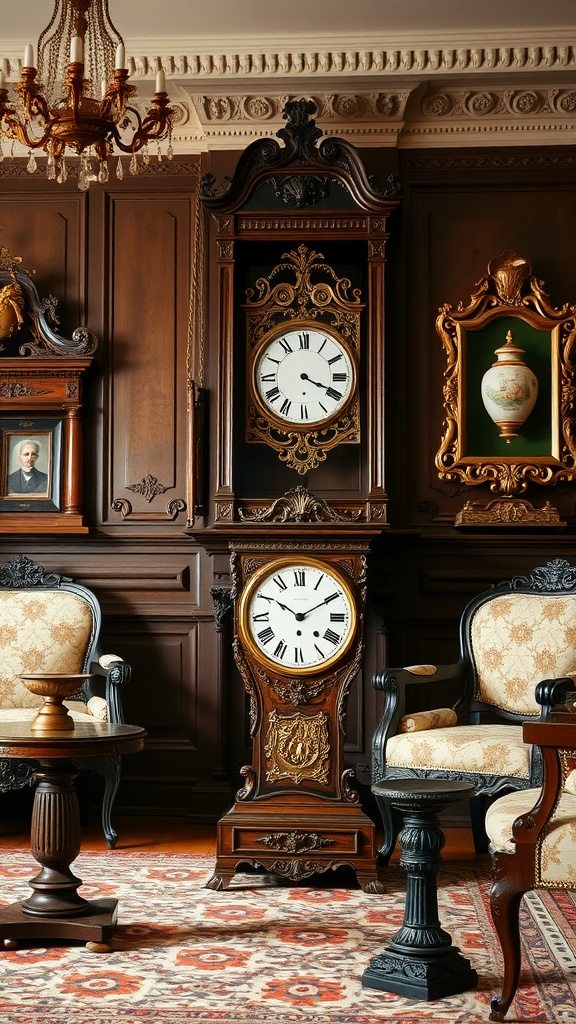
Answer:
[{"xmin": 6, "ymin": 438, "xmax": 50, "ymax": 496}]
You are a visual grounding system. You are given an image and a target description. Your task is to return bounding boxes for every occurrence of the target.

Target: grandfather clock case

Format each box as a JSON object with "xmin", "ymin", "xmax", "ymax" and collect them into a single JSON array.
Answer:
[{"xmin": 194, "ymin": 100, "xmax": 400, "ymax": 892}]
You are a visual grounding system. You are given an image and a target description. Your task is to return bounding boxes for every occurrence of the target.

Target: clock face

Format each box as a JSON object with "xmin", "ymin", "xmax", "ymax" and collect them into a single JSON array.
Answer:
[
  {"xmin": 238, "ymin": 557, "xmax": 357, "ymax": 675},
  {"xmin": 252, "ymin": 325, "xmax": 356, "ymax": 427}
]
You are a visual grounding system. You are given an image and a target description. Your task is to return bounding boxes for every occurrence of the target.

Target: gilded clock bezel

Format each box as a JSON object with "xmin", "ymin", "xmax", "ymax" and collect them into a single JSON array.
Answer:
[
  {"xmin": 237, "ymin": 555, "xmax": 359, "ymax": 677},
  {"xmin": 249, "ymin": 320, "xmax": 358, "ymax": 431}
]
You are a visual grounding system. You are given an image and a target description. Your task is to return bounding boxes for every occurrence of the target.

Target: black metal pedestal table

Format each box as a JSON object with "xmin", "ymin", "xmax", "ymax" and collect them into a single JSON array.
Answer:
[{"xmin": 362, "ymin": 779, "xmax": 478, "ymax": 1000}]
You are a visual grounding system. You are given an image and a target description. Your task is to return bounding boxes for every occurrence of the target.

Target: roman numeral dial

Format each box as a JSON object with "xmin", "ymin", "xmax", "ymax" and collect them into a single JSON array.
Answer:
[
  {"xmin": 253, "ymin": 325, "xmax": 356, "ymax": 427},
  {"xmin": 239, "ymin": 557, "xmax": 357, "ymax": 675}
]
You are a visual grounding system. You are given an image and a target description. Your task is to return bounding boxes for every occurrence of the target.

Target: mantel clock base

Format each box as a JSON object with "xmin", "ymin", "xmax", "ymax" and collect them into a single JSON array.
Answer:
[{"xmin": 205, "ymin": 795, "xmax": 383, "ymax": 894}]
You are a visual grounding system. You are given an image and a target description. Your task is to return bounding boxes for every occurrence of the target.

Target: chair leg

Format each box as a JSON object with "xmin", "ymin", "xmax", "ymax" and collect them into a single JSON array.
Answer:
[
  {"xmin": 73, "ymin": 755, "xmax": 121, "ymax": 849},
  {"xmin": 489, "ymin": 855, "xmax": 527, "ymax": 1022},
  {"xmin": 470, "ymin": 793, "xmax": 490, "ymax": 853},
  {"xmin": 100, "ymin": 756, "xmax": 121, "ymax": 850},
  {"xmin": 373, "ymin": 792, "xmax": 398, "ymax": 865}
]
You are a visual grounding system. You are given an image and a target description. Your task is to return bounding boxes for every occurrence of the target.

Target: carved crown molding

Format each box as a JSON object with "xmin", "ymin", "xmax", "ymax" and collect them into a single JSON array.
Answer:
[
  {"xmin": 2, "ymin": 37, "xmax": 576, "ymax": 155},
  {"xmin": 6, "ymin": 40, "xmax": 574, "ymax": 80}
]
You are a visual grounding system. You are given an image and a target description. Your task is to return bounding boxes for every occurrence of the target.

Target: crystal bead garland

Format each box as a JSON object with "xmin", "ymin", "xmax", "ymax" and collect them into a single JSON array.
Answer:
[{"xmin": 480, "ymin": 329, "xmax": 539, "ymax": 442}]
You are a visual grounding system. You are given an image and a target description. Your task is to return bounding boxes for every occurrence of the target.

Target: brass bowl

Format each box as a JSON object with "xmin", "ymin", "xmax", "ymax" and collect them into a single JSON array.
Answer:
[{"xmin": 19, "ymin": 673, "xmax": 93, "ymax": 732}]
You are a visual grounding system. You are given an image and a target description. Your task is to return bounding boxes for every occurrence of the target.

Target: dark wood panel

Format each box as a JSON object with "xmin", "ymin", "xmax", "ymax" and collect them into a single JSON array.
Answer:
[
  {"xmin": 100, "ymin": 192, "xmax": 193, "ymax": 527},
  {"xmin": 0, "ymin": 192, "xmax": 85, "ymax": 337}
]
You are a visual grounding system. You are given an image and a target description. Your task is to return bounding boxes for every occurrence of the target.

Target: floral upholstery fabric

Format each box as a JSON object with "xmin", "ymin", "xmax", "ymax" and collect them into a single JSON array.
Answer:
[
  {"xmin": 485, "ymin": 787, "xmax": 576, "ymax": 887},
  {"xmin": 0, "ymin": 591, "xmax": 94, "ymax": 710},
  {"xmin": 386, "ymin": 723, "xmax": 530, "ymax": 778},
  {"xmin": 399, "ymin": 707, "xmax": 457, "ymax": 733},
  {"xmin": 470, "ymin": 594, "xmax": 576, "ymax": 714}
]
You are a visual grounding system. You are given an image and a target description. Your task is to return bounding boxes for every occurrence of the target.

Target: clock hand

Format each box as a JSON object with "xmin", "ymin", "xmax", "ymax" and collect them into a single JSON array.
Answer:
[
  {"xmin": 275, "ymin": 599, "xmax": 298, "ymax": 617},
  {"xmin": 300, "ymin": 593, "xmax": 340, "ymax": 618},
  {"xmin": 300, "ymin": 372, "xmax": 328, "ymax": 390}
]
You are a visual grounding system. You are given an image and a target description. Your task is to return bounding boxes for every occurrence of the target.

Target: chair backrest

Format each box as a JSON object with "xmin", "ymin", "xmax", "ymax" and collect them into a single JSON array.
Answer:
[
  {"xmin": 0, "ymin": 555, "xmax": 99, "ymax": 710},
  {"xmin": 462, "ymin": 559, "xmax": 576, "ymax": 718}
]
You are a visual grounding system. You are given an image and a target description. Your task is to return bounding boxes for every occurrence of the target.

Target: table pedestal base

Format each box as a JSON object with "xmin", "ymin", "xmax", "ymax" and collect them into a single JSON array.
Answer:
[
  {"xmin": 0, "ymin": 897, "xmax": 118, "ymax": 949},
  {"xmin": 362, "ymin": 779, "xmax": 478, "ymax": 1001},
  {"xmin": 362, "ymin": 944, "xmax": 478, "ymax": 1001}
]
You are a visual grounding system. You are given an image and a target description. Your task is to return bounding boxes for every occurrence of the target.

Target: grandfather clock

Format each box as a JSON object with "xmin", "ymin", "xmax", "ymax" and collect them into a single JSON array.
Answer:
[{"xmin": 191, "ymin": 100, "xmax": 400, "ymax": 891}]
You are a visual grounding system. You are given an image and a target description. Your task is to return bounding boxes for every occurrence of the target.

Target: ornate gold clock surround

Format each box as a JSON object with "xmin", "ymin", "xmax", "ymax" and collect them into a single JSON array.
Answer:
[{"xmin": 244, "ymin": 244, "xmax": 363, "ymax": 474}]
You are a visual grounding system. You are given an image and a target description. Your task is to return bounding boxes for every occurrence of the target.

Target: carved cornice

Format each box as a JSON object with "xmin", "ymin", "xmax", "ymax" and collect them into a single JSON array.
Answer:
[{"xmin": 2, "ymin": 38, "xmax": 576, "ymax": 156}]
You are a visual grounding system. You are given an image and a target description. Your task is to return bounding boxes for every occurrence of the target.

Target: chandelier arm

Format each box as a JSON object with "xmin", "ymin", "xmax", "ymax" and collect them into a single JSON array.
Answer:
[
  {"xmin": 0, "ymin": 111, "xmax": 52, "ymax": 152},
  {"xmin": 108, "ymin": 102, "xmax": 172, "ymax": 154}
]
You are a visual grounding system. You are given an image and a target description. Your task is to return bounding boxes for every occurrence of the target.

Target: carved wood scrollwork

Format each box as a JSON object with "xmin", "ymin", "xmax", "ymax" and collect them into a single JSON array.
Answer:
[
  {"xmin": 0, "ymin": 247, "xmax": 97, "ymax": 357},
  {"xmin": 238, "ymin": 485, "xmax": 362, "ymax": 523}
]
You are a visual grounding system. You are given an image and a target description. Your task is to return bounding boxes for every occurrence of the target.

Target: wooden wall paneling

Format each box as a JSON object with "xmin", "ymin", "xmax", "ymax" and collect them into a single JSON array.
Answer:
[
  {"xmin": 99, "ymin": 189, "xmax": 193, "ymax": 530},
  {"xmin": 0, "ymin": 189, "xmax": 85, "ymax": 338}
]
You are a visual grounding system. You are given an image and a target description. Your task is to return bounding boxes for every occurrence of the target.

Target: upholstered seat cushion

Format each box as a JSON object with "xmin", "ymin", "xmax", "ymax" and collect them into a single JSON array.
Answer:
[
  {"xmin": 485, "ymin": 787, "xmax": 576, "ymax": 886},
  {"xmin": 385, "ymin": 723, "xmax": 531, "ymax": 778}
]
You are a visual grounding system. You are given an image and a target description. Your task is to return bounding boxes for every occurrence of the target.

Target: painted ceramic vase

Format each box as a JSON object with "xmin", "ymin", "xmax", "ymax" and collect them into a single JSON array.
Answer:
[{"xmin": 480, "ymin": 330, "xmax": 538, "ymax": 441}]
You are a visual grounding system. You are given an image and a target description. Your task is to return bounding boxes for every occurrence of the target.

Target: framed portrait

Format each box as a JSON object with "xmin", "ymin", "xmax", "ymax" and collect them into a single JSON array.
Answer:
[
  {"xmin": 435, "ymin": 251, "xmax": 576, "ymax": 527},
  {"xmin": 0, "ymin": 418, "xmax": 63, "ymax": 512}
]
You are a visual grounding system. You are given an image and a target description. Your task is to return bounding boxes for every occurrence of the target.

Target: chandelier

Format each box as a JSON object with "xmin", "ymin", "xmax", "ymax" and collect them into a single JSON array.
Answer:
[{"xmin": 0, "ymin": 0, "xmax": 174, "ymax": 190}]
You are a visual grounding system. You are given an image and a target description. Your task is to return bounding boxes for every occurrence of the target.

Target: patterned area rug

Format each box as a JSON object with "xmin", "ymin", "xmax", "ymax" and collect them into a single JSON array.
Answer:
[{"xmin": 0, "ymin": 851, "xmax": 575, "ymax": 1024}]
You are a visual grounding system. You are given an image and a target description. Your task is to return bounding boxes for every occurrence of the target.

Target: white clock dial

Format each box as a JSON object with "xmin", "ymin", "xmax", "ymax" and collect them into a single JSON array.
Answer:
[
  {"xmin": 239, "ymin": 558, "xmax": 357, "ymax": 674},
  {"xmin": 253, "ymin": 326, "xmax": 355, "ymax": 426}
]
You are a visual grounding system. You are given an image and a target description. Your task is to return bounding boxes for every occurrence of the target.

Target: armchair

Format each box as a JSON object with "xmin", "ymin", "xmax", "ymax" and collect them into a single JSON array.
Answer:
[
  {"xmin": 0, "ymin": 554, "xmax": 130, "ymax": 848},
  {"xmin": 372, "ymin": 558, "xmax": 576, "ymax": 860},
  {"xmin": 486, "ymin": 709, "xmax": 576, "ymax": 1020}
]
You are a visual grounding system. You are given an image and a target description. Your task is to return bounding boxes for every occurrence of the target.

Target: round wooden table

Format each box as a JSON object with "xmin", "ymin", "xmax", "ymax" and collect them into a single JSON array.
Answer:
[{"xmin": 0, "ymin": 720, "xmax": 146, "ymax": 950}]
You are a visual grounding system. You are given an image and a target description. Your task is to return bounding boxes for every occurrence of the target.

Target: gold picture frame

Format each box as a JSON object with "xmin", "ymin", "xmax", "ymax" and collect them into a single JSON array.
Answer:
[{"xmin": 435, "ymin": 250, "xmax": 576, "ymax": 527}]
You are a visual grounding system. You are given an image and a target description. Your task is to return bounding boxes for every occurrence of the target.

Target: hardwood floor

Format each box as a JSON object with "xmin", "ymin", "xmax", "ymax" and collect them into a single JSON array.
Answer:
[{"xmin": 0, "ymin": 814, "xmax": 485, "ymax": 862}]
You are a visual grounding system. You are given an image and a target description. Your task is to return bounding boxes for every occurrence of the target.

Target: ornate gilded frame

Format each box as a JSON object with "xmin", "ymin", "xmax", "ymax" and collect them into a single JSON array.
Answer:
[{"xmin": 435, "ymin": 250, "xmax": 576, "ymax": 526}]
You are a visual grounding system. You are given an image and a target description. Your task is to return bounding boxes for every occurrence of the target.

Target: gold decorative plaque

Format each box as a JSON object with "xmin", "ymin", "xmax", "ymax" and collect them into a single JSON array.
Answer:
[{"xmin": 264, "ymin": 709, "xmax": 330, "ymax": 785}]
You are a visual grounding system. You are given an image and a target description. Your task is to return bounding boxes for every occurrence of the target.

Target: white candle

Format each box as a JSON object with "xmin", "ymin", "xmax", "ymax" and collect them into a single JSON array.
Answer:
[
  {"xmin": 0, "ymin": 70, "xmax": 5, "ymax": 89},
  {"xmin": 70, "ymin": 36, "xmax": 83, "ymax": 63},
  {"xmin": 24, "ymin": 44, "xmax": 34, "ymax": 68},
  {"xmin": 101, "ymin": 79, "xmax": 107, "ymax": 99},
  {"xmin": 155, "ymin": 69, "xmax": 166, "ymax": 92},
  {"xmin": 115, "ymin": 43, "xmax": 125, "ymax": 69}
]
